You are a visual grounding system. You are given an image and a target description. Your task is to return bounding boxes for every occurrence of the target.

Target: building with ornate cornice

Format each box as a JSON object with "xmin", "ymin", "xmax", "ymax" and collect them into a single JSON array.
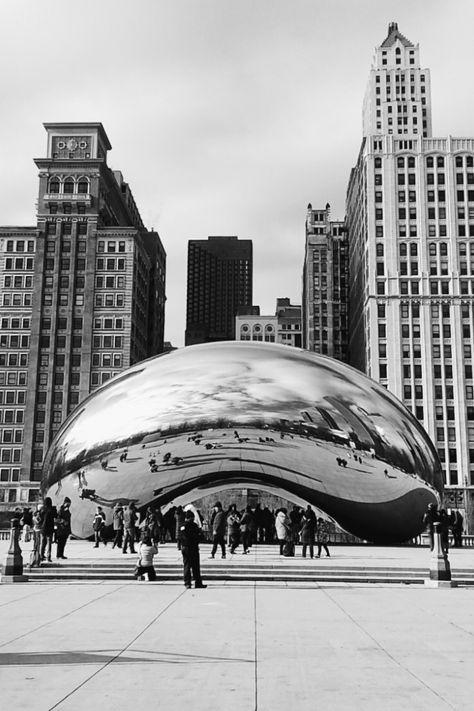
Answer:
[
  {"xmin": 346, "ymin": 23, "xmax": 474, "ymax": 523},
  {"xmin": 0, "ymin": 123, "xmax": 166, "ymax": 512}
]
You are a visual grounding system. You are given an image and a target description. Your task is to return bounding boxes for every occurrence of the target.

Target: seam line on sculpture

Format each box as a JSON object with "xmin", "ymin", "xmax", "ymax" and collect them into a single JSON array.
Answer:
[
  {"xmin": 0, "ymin": 584, "xmax": 126, "ymax": 649},
  {"xmin": 320, "ymin": 587, "xmax": 457, "ymax": 709},
  {"xmin": 47, "ymin": 588, "xmax": 187, "ymax": 711}
]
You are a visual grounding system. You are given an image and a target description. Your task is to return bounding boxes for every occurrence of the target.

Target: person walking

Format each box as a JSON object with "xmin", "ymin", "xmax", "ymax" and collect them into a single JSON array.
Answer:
[
  {"xmin": 180, "ymin": 510, "xmax": 206, "ymax": 589},
  {"xmin": 316, "ymin": 517, "xmax": 331, "ymax": 557},
  {"xmin": 134, "ymin": 536, "xmax": 157, "ymax": 581},
  {"xmin": 209, "ymin": 501, "xmax": 227, "ymax": 559},
  {"xmin": 55, "ymin": 497, "xmax": 71, "ymax": 559},
  {"xmin": 227, "ymin": 504, "xmax": 241, "ymax": 554},
  {"xmin": 92, "ymin": 506, "xmax": 107, "ymax": 547},
  {"xmin": 239, "ymin": 506, "xmax": 254, "ymax": 554},
  {"xmin": 112, "ymin": 503, "xmax": 124, "ymax": 549},
  {"xmin": 122, "ymin": 502, "xmax": 137, "ymax": 554},
  {"xmin": 299, "ymin": 510, "xmax": 316, "ymax": 558},
  {"xmin": 40, "ymin": 497, "xmax": 57, "ymax": 562}
]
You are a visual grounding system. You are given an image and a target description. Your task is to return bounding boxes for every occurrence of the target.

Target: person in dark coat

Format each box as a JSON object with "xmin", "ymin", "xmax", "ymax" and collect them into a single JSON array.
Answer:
[
  {"xmin": 438, "ymin": 508, "xmax": 451, "ymax": 556},
  {"xmin": 40, "ymin": 497, "xmax": 57, "ymax": 562},
  {"xmin": 55, "ymin": 497, "xmax": 71, "ymax": 559},
  {"xmin": 299, "ymin": 510, "xmax": 316, "ymax": 558},
  {"xmin": 451, "ymin": 510, "xmax": 464, "ymax": 548},
  {"xmin": 227, "ymin": 504, "xmax": 241, "ymax": 554},
  {"xmin": 174, "ymin": 506, "xmax": 185, "ymax": 550},
  {"xmin": 122, "ymin": 502, "xmax": 137, "ymax": 554},
  {"xmin": 239, "ymin": 506, "xmax": 254, "ymax": 554},
  {"xmin": 180, "ymin": 510, "xmax": 206, "ymax": 589},
  {"xmin": 209, "ymin": 502, "xmax": 227, "ymax": 559}
]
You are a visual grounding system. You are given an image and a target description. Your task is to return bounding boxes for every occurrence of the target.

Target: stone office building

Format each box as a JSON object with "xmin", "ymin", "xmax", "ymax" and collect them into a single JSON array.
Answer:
[
  {"xmin": 0, "ymin": 123, "xmax": 166, "ymax": 512},
  {"xmin": 346, "ymin": 23, "xmax": 474, "ymax": 522}
]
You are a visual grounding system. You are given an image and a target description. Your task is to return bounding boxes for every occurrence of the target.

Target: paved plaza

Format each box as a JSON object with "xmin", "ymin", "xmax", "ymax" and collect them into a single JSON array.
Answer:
[{"xmin": 1, "ymin": 541, "xmax": 474, "ymax": 710}]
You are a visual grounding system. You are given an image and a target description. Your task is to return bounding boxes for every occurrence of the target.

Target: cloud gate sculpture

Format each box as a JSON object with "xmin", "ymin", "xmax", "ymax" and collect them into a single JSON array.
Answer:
[{"xmin": 42, "ymin": 342, "xmax": 442, "ymax": 543}]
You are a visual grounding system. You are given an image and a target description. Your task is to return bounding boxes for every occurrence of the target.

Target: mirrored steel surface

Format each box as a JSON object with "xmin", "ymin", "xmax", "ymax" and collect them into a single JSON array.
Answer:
[{"xmin": 42, "ymin": 342, "xmax": 442, "ymax": 542}]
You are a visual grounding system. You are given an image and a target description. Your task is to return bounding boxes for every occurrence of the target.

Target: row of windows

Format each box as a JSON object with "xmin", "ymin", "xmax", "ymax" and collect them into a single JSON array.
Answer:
[
  {"xmin": 44, "ymin": 258, "xmax": 86, "ymax": 271},
  {"xmin": 0, "ymin": 410, "xmax": 24, "ymax": 424},
  {"xmin": 239, "ymin": 334, "xmax": 276, "ymax": 342},
  {"xmin": 46, "ymin": 238, "xmax": 87, "ymax": 252},
  {"xmin": 0, "ymin": 430, "xmax": 23, "ymax": 444},
  {"xmin": 39, "ymin": 335, "xmax": 83, "ymax": 349},
  {"xmin": 0, "ymin": 373, "xmax": 27, "ymax": 386},
  {"xmin": 92, "ymin": 353, "xmax": 122, "ymax": 367},
  {"xmin": 93, "ymin": 317, "xmax": 124, "ymax": 330},
  {"xmin": 43, "ymin": 293, "xmax": 85, "ymax": 306},
  {"xmin": 0, "ymin": 354, "xmax": 28, "ymax": 367},
  {"xmin": 0, "ymin": 449, "xmax": 22, "ymax": 463},
  {"xmin": 0, "ymin": 336, "xmax": 29, "ymax": 350},
  {"xmin": 4, "ymin": 258, "xmax": 34, "ymax": 270},
  {"xmin": 240, "ymin": 325, "xmax": 275, "ymax": 333},
  {"xmin": 49, "ymin": 203, "xmax": 87, "ymax": 215},
  {"xmin": 0, "ymin": 317, "xmax": 30, "ymax": 330},
  {"xmin": 374, "ymin": 155, "xmax": 474, "ymax": 170},
  {"xmin": 95, "ymin": 293, "xmax": 125, "ymax": 308},
  {"xmin": 0, "ymin": 469, "xmax": 20, "ymax": 483},
  {"xmin": 2, "ymin": 293, "xmax": 32, "ymax": 307},
  {"xmin": 48, "ymin": 177, "xmax": 89, "ymax": 194},
  {"xmin": 91, "ymin": 372, "xmax": 120, "ymax": 386},
  {"xmin": 41, "ymin": 317, "xmax": 83, "ymax": 331},
  {"xmin": 3, "ymin": 275, "xmax": 33, "ymax": 288},
  {"xmin": 46, "ymin": 221, "xmax": 88, "ymax": 236},
  {"xmin": 97, "ymin": 241, "xmax": 126, "ymax": 253},
  {"xmin": 4, "ymin": 240, "xmax": 35, "ymax": 253},
  {"xmin": 96, "ymin": 258, "xmax": 126, "ymax": 271},
  {"xmin": 0, "ymin": 392, "xmax": 26, "ymax": 405},
  {"xmin": 92, "ymin": 335, "xmax": 123, "ymax": 349}
]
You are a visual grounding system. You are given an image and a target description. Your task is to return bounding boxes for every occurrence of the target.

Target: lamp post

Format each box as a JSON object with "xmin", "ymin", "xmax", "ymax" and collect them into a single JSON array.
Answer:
[
  {"xmin": 1, "ymin": 517, "xmax": 27, "ymax": 583},
  {"xmin": 425, "ymin": 522, "xmax": 456, "ymax": 588}
]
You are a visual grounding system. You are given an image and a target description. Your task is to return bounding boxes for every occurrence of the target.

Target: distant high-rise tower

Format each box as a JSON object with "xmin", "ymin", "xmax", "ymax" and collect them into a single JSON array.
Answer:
[
  {"xmin": 302, "ymin": 204, "xmax": 348, "ymax": 359},
  {"xmin": 0, "ymin": 123, "xmax": 166, "ymax": 508},
  {"xmin": 185, "ymin": 236, "xmax": 252, "ymax": 345},
  {"xmin": 346, "ymin": 23, "xmax": 474, "ymax": 519}
]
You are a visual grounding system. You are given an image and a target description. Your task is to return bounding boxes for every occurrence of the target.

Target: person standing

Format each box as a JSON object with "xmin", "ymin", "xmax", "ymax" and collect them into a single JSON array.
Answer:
[
  {"xmin": 112, "ymin": 503, "xmax": 124, "ymax": 549},
  {"xmin": 316, "ymin": 517, "xmax": 331, "ymax": 557},
  {"xmin": 56, "ymin": 497, "xmax": 72, "ymax": 559},
  {"xmin": 180, "ymin": 510, "xmax": 206, "ymax": 589},
  {"xmin": 40, "ymin": 497, "xmax": 57, "ymax": 562},
  {"xmin": 92, "ymin": 506, "xmax": 107, "ymax": 547},
  {"xmin": 122, "ymin": 502, "xmax": 137, "ymax": 554},
  {"xmin": 209, "ymin": 502, "xmax": 227, "ymax": 559},
  {"xmin": 451, "ymin": 510, "xmax": 464, "ymax": 548},
  {"xmin": 299, "ymin": 510, "xmax": 316, "ymax": 558},
  {"xmin": 422, "ymin": 503, "xmax": 440, "ymax": 551},
  {"xmin": 275, "ymin": 508, "xmax": 290, "ymax": 555},
  {"xmin": 20, "ymin": 507, "xmax": 33, "ymax": 543}
]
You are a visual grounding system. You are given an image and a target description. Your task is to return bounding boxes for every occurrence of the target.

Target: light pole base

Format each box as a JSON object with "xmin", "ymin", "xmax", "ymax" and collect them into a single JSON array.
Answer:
[
  {"xmin": 1, "ymin": 574, "xmax": 28, "ymax": 584},
  {"xmin": 424, "ymin": 579, "xmax": 457, "ymax": 588}
]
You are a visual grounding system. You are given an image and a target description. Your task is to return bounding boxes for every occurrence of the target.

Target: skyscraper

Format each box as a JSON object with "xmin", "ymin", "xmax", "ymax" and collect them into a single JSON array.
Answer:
[
  {"xmin": 0, "ymin": 123, "xmax": 166, "ymax": 510},
  {"xmin": 185, "ymin": 236, "xmax": 252, "ymax": 345},
  {"xmin": 346, "ymin": 23, "xmax": 474, "ymax": 522},
  {"xmin": 302, "ymin": 203, "xmax": 348, "ymax": 359}
]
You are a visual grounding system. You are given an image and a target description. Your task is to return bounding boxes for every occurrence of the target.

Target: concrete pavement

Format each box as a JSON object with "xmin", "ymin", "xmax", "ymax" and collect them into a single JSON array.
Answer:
[{"xmin": 1, "ymin": 543, "xmax": 474, "ymax": 710}]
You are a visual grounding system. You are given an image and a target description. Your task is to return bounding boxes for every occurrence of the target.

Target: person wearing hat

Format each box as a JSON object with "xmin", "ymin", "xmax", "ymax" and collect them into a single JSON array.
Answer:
[
  {"xmin": 180, "ymin": 510, "xmax": 206, "ymax": 589},
  {"xmin": 112, "ymin": 502, "xmax": 124, "ymax": 549}
]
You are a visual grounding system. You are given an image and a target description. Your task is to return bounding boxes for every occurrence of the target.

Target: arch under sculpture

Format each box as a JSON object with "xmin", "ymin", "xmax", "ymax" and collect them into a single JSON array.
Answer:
[{"xmin": 42, "ymin": 342, "xmax": 442, "ymax": 543}]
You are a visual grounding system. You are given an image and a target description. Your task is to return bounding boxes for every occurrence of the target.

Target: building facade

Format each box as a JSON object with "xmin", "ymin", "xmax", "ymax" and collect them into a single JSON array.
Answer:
[
  {"xmin": 302, "ymin": 204, "xmax": 348, "ymax": 360},
  {"xmin": 185, "ymin": 236, "xmax": 252, "ymax": 345},
  {"xmin": 0, "ymin": 122, "xmax": 166, "ymax": 512},
  {"xmin": 235, "ymin": 299, "xmax": 301, "ymax": 346},
  {"xmin": 346, "ymin": 23, "xmax": 474, "ymax": 521}
]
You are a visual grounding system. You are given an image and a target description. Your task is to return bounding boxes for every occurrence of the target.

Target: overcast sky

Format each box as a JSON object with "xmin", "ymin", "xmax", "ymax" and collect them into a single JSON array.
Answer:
[{"xmin": 2, "ymin": 0, "xmax": 474, "ymax": 346}]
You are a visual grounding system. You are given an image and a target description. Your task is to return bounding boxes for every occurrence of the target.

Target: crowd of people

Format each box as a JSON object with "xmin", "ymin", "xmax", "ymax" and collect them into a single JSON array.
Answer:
[{"xmin": 422, "ymin": 503, "xmax": 464, "ymax": 553}]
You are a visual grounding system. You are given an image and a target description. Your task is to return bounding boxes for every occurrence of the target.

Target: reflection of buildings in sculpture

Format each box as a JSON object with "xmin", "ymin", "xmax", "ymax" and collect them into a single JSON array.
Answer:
[
  {"xmin": 185, "ymin": 236, "xmax": 253, "ymax": 345},
  {"xmin": 302, "ymin": 203, "xmax": 348, "ymax": 360},
  {"xmin": 346, "ymin": 22, "xmax": 474, "ymax": 497},
  {"xmin": 235, "ymin": 299, "xmax": 302, "ymax": 347},
  {"xmin": 0, "ymin": 122, "xmax": 166, "ymax": 511}
]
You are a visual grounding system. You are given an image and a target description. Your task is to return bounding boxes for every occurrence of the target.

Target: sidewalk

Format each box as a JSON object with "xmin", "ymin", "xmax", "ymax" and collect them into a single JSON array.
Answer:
[{"xmin": 1, "ymin": 542, "xmax": 474, "ymax": 710}]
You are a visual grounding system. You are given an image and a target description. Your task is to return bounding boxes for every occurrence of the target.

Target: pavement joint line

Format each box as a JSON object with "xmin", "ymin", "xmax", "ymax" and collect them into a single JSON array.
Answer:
[
  {"xmin": 253, "ymin": 582, "xmax": 258, "ymax": 711},
  {"xmin": 46, "ymin": 586, "xmax": 188, "ymax": 711},
  {"xmin": 0, "ymin": 586, "xmax": 56, "ymax": 608},
  {"xmin": 0, "ymin": 584, "xmax": 127, "ymax": 650},
  {"xmin": 319, "ymin": 586, "xmax": 458, "ymax": 710}
]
